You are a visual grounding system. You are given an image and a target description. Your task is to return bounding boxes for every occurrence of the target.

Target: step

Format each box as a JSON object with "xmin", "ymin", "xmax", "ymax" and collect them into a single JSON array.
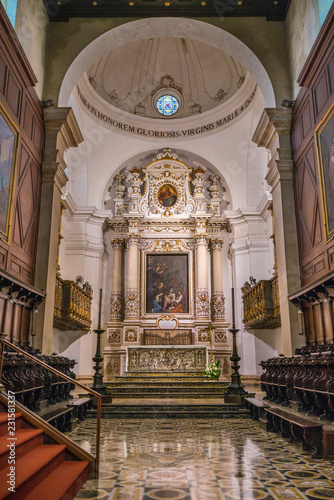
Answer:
[
  {"xmin": 23, "ymin": 460, "xmax": 89, "ymax": 500},
  {"xmin": 88, "ymin": 403, "xmax": 250, "ymax": 418},
  {"xmin": 0, "ymin": 413, "xmax": 23, "ymax": 436},
  {"xmin": 0, "ymin": 444, "xmax": 67, "ymax": 499},
  {"xmin": 105, "ymin": 392, "xmax": 227, "ymax": 399},
  {"xmin": 107, "ymin": 382, "xmax": 227, "ymax": 387},
  {"xmin": 0, "ymin": 428, "xmax": 44, "ymax": 470}
]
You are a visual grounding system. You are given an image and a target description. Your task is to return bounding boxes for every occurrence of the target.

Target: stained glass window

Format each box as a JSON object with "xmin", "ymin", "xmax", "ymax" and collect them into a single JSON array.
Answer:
[{"xmin": 156, "ymin": 95, "xmax": 179, "ymax": 116}]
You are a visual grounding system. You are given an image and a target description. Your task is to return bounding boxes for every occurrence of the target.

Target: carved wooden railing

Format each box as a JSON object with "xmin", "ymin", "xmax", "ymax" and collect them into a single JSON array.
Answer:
[
  {"xmin": 242, "ymin": 274, "xmax": 281, "ymax": 329},
  {"xmin": 54, "ymin": 275, "xmax": 92, "ymax": 331}
]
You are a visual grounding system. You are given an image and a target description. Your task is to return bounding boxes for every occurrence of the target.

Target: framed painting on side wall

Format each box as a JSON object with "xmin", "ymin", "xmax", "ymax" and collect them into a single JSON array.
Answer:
[
  {"xmin": 0, "ymin": 103, "xmax": 19, "ymax": 244},
  {"xmin": 316, "ymin": 104, "xmax": 334, "ymax": 242}
]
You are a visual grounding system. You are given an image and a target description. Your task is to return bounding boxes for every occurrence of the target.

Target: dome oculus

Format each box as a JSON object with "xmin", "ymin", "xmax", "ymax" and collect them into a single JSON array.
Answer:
[{"xmin": 156, "ymin": 95, "xmax": 179, "ymax": 116}]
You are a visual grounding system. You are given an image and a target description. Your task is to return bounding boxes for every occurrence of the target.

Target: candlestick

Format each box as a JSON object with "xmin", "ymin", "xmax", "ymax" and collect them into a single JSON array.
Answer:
[
  {"xmin": 231, "ymin": 287, "xmax": 235, "ymax": 328},
  {"xmin": 98, "ymin": 288, "xmax": 102, "ymax": 329}
]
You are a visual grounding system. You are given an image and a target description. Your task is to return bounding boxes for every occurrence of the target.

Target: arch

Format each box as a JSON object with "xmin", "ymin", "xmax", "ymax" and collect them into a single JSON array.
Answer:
[{"xmin": 59, "ymin": 18, "xmax": 276, "ymax": 108}]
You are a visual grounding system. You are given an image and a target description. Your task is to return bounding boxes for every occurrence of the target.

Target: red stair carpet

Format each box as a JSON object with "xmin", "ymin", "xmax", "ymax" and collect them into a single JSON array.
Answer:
[{"xmin": 0, "ymin": 405, "xmax": 89, "ymax": 499}]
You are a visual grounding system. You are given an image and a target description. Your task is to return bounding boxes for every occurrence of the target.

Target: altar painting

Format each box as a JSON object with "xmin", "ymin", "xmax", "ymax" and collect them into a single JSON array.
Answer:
[{"xmin": 146, "ymin": 254, "xmax": 189, "ymax": 314}]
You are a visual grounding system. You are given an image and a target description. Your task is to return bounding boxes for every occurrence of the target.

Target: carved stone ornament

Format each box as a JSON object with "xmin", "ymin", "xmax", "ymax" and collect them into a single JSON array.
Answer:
[
  {"xmin": 212, "ymin": 291, "xmax": 225, "ymax": 320},
  {"xmin": 198, "ymin": 329, "xmax": 209, "ymax": 342},
  {"xmin": 106, "ymin": 356, "xmax": 120, "ymax": 374},
  {"xmin": 110, "ymin": 292, "xmax": 123, "ymax": 320},
  {"xmin": 157, "ymin": 314, "xmax": 178, "ymax": 330},
  {"xmin": 107, "ymin": 328, "xmax": 121, "ymax": 343},
  {"xmin": 152, "ymin": 148, "xmax": 180, "ymax": 161},
  {"xmin": 215, "ymin": 328, "xmax": 227, "ymax": 343},
  {"xmin": 127, "ymin": 346, "xmax": 207, "ymax": 373},
  {"xmin": 125, "ymin": 289, "xmax": 139, "ymax": 318},
  {"xmin": 196, "ymin": 289, "xmax": 210, "ymax": 317},
  {"xmin": 125, "ymin": 328, "xmax": 138, "ymax": 342}
]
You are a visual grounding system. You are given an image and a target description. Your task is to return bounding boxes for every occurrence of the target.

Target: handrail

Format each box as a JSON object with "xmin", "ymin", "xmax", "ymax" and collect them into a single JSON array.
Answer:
[
  {"xmin": 0, "ymin": 391, "xmax": 96, "ymax": 477},
  {"xmin": 0, "ymin": 339, "xmax": 102, "ymax": 477}
]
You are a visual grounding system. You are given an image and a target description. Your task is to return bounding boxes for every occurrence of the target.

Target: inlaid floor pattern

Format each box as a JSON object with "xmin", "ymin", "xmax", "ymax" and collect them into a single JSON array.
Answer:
[{"xmin": 68, "ymin": 418, "xmax": 334, "ymax": 500}]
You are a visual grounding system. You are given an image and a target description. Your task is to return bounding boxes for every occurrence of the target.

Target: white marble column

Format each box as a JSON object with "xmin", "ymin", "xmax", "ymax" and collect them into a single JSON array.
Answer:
[
  {"xmin": 125, "ymin": 234, "xmax": 140, "ymax": 319},
  {"xmin": 211, "ymin": 239, "xmax": 225, "ymax": 320},
  {"xmin": 110, "ymin": 239, "xmax": 123, "ymax": 320},
  {"xmin": 196, "ymin": 235, "xmax": 210, "ymax": 318}
]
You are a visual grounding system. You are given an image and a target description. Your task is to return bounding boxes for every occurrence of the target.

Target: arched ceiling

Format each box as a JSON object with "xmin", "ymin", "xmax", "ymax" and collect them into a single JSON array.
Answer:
[{"xmin": 87, "ymin": 37, "xmax": 247, "ymax": 119}]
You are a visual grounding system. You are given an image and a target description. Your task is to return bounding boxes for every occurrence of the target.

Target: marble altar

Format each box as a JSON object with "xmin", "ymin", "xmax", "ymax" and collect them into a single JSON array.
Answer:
[{"xmin": 126, "ymin": 346, "xmax": 207, "ymax": 373}]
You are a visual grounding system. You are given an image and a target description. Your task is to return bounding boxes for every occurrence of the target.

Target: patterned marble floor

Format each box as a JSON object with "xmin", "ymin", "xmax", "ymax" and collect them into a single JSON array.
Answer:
[{"xmin": 67, "ymin": 418, "xmax": 334, "ymax": 500}]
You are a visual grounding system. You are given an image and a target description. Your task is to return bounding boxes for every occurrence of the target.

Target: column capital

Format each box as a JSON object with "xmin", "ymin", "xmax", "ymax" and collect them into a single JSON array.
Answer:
[
  {"xmin": 111, "ymin": 238, "xmax": 124, "ymax": 249},
  {"xmin": 210, "ymin": 238, "xmax": 224, "ymax": 250},
  {"xmin": 126, "ymin": 234, "xmax": 141, "ymax": 248},
  {"xmin": 195, "ymin": 234, "xmax": 209, "ymax": 247}
]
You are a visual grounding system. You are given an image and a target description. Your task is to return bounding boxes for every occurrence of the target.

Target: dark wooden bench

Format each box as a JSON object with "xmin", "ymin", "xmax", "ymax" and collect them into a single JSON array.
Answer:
[
  {"xmin": 67, "ymin": 397, "xmax": 93, "ymax": 425},
  {"xmin": 266, "ymin": 407, "xmax": 323, "ymax": 458},
  {"xmin": 44, "ymin": 406, "xmax": 73, "ymax": 432},
  {"xmin": 245, "ymin": 398, "xmax": 269, "ymax": 420}
]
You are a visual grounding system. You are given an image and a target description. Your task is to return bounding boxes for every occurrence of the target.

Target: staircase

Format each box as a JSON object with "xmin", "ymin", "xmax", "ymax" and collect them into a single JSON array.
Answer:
[
  {"xmin": 0, "ymin": 400, "xmax": 89, "ymax": 500},
  {"xmin": 90, "ymin": 372, "xmax": 251, "ymax": 418}
]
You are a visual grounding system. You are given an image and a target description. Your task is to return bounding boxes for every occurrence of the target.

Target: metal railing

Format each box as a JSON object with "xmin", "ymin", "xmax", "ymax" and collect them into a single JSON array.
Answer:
[{"xmin": 0, "ymin": 339, "xmax": 102, "ymax": 477}]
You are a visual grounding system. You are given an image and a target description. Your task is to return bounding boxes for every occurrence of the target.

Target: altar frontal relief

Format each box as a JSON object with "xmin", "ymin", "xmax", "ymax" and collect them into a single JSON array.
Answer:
[{"xmin": 146, "ymin": 254, "xmax": 189, "ymax": 314}]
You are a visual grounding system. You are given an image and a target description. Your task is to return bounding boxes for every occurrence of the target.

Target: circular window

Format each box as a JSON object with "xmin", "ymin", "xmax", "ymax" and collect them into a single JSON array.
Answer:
[
  {"xmin": 156, "ymin": 95, "xmax": 180, "ymax": 116},
  {"xmin": 158, "ymin": 185, "xmax": 178, "ymax": 207}
]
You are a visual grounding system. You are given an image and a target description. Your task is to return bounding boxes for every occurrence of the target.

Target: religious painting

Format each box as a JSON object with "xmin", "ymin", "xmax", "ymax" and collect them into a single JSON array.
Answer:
[
  {"xmin": 316, "ymin": 104, "xmax": 334, "ymax": 241},
  {"xmin": 146, "ymin": 254, "xmax": 189, "ymax": 314},
  {"xmin": 157, "ymin": 184, "xmax": 177, "ymax": 207},
  {"xmin": 0, "ymin": 103, "xmax": 19, "ymax": 243}
]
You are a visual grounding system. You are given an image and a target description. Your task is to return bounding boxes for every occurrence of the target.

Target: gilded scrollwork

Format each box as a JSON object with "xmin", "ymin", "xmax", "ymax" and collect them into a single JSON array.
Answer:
[
  {"xmin": 125, "ymin": 328, "xmax": 138, "ymax": 342},
  {"xmin": 110, "ymin": 292, "xmax": 123, "ymax": 320},
  {"xmin": 196, "ymin": 289, "xmax": 210, "ymax": 317},
  {"xmin": 215, "ymin": 328, "xmax": 228, "ymax": 343},
  {"xmin": 107, "ymin": 328, "xmax": 121, "ymax": 343},
  {"xmin": 125, "ymin": 289, "xmax": 139, "ymax": 318},
  {"xmin": 212, "ymin": 291, "xmax": 225, "ymax": 320}
]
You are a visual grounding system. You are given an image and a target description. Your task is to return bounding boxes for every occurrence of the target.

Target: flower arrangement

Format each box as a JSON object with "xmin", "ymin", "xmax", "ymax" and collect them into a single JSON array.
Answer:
[{"xmin": 205, "ymin": 360, "xmax": 221, "ymax": 380}]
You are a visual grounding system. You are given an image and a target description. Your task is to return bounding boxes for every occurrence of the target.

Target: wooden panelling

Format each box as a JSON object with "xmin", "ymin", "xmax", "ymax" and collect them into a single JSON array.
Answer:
[
  {"xmin": 0, "ymin": 52, "xmax": 6, "ymax": 94},
  {"xmin": 6, "ymin": 70, "xmax": 21, "ymax": 118},
  {"xmin": 328, "ymin": 50, "xmax": 334, "ymax": 93},
  {"xmin": 292, "ymin": 6, "xmax": 334, "ymax": 288},
  {"xmin": 0, "ymin": 8, "xmax": 44, "ymax": 286},
  {"xmin": 313, "ymin": 69, "xmax": 330, "ymax": 119}
]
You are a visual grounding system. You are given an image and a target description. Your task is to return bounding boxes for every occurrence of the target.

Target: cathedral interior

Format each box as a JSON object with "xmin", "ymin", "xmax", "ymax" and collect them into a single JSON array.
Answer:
[{"xmin": 0, "ymin": 1, "xmax": 334, "ymax": 499}]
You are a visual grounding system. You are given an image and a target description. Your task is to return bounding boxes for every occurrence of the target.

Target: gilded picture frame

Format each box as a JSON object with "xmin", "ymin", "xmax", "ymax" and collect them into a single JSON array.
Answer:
[
  {"xmin": 0, "ymin": 102, "xmax": 19, "ymax": 244},
  {"xmin": 146, "ymin": 253, "xmax": 189, "ymax": 315},
  {"xmin": 316, "ymin": 103, "xmax": 334, "ymax": 242}
]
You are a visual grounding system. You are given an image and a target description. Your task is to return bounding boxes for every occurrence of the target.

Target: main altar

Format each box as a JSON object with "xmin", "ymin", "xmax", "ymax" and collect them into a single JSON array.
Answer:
[{"xmin": 103, "ymin": 148, "xmax": 232, "ymax": 381}]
